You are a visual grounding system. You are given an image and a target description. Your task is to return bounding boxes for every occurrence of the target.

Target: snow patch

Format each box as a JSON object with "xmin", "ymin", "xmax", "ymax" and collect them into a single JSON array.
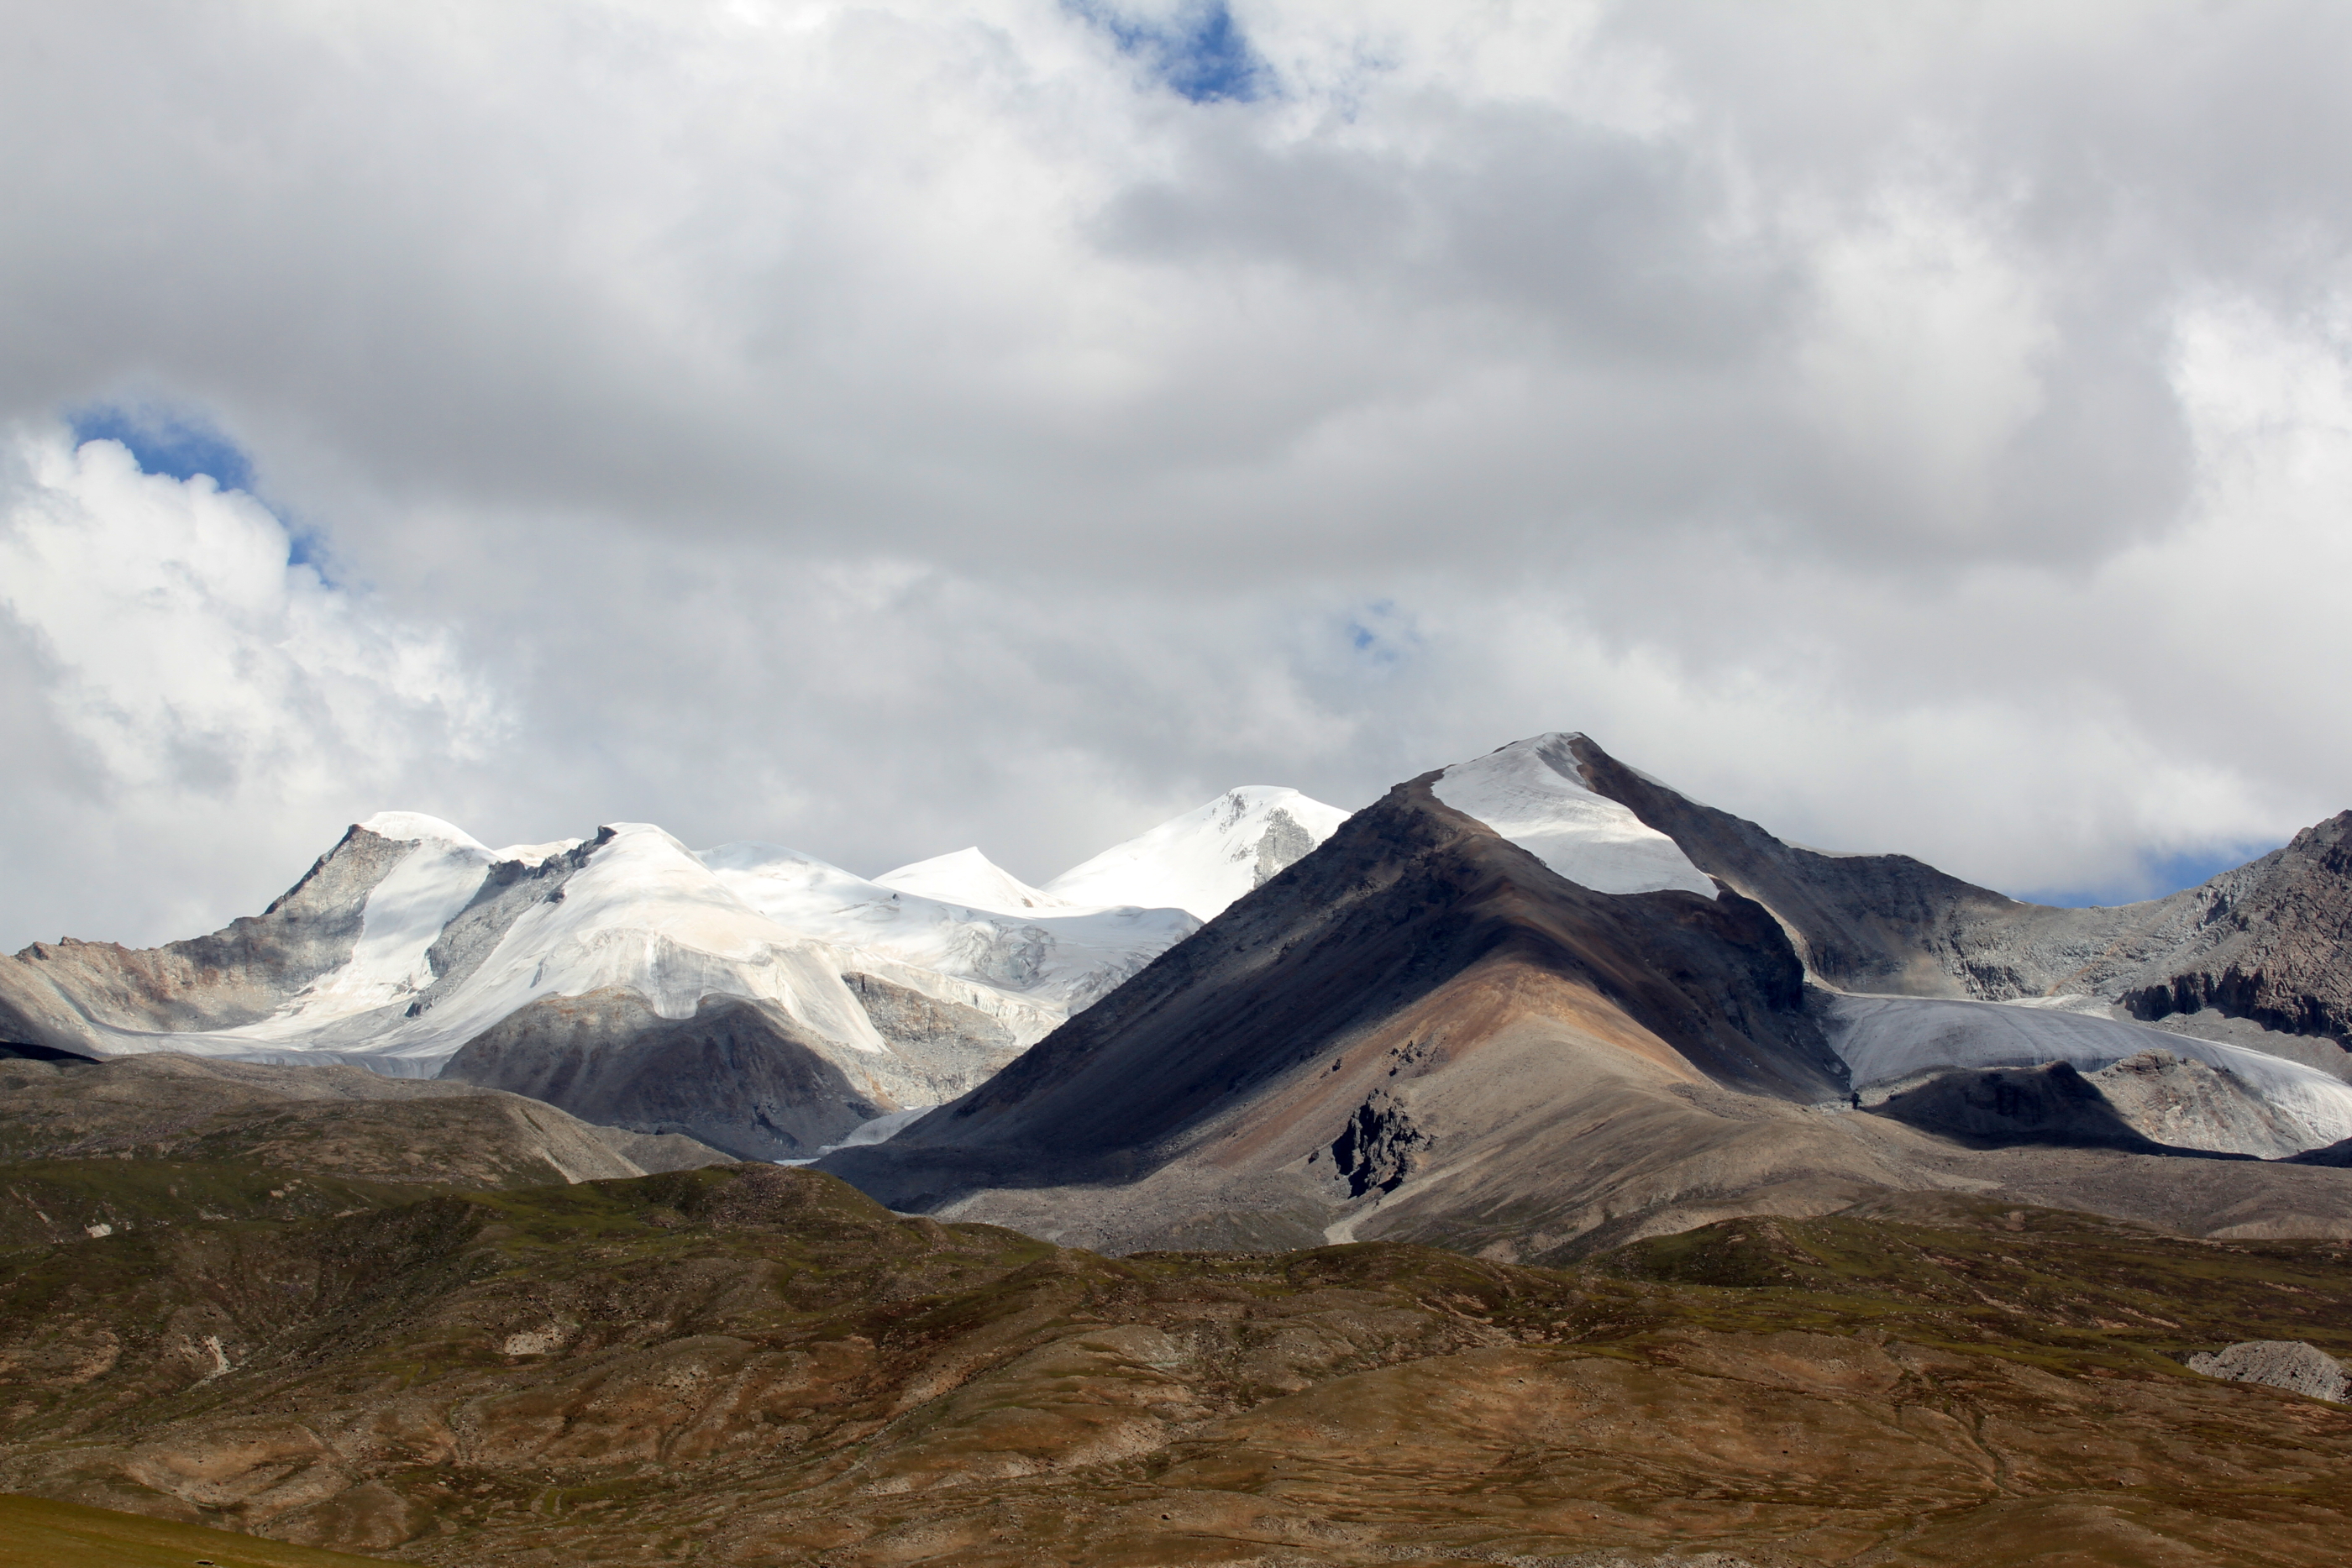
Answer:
[
  {"xmin": 1432, "ymin": 734, "xmax": 1717, "ymax": 897},
  {"xmin": 360, "ymin": 811, "xmax": 489, "ymax": 850},
  {"xmin": 1831, "ymin": 993, "xmax": 2352, "ymax": 1154}
]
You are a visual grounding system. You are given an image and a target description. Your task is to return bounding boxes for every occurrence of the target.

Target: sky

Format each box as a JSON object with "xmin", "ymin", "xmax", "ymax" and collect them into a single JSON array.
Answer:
[{"xmin": 3, "ymin": 0, "xmax": 2351, "ymax": 951}]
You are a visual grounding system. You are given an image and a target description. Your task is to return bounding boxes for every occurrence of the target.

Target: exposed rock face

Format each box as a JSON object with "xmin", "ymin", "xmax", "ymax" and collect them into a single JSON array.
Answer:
[
  {"xmin": 1251, "ymin": 805, "xmax": 1318, "ymax": 887},
  {"xmin": 0, "ymin": 826, "xmax": 413, "ymax": 1048},
  {"xmin": 1569, "ymin": 735, "xmax": 2352, "ymax": 1055},
  {"xmin": 840, "ymin": 971, "xmax": 1020, "ymax": 1085},
  {"xmin": 2119, "ymin": 812, "xmax": 2352, "ymax": 1042},
  {"xmin": 2185, "ymin": 1340, "xmax": 2349, "ymax": 1403},
  {"xmin": 438, "ymin": 988, "xmax": 890, "ymax": 1161}
]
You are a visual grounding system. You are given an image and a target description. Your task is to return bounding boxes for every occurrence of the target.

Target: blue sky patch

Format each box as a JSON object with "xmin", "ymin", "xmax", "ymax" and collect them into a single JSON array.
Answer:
[
  {"xmin": 2024, "ymin": 841, "xmax": 2279, "ymax": 908},
  {"xmin": 1342, "ymin": 600, "xmax": 1414, "ymax": 669},
  {"xmin": 1074, "ymin": 1, "xmax": 1269, "ymax": 104},
  {"xmin": 70, "ymin": 402, "xmax": 255, "ymax": 494}
]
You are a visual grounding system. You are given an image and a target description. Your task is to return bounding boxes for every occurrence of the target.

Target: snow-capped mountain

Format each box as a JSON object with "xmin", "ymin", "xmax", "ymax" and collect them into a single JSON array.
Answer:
[
  {"xmin": 1043, "ymin": 786, "xmax": 1352, "ymax": 920},
  {"xmin": 0, "ymin": 789, "xmax": 1349, "ymax": 1158},
  {"xmin": 702, "ymin": 840, "xmax": 1196, "ymax": 1019}
]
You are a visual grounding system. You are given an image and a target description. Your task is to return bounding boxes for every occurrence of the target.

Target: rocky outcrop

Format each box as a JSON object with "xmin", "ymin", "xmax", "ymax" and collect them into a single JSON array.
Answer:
[
  {"xmin": 1325, "ymin": 1090, "xmax": 1428, "ymax": 1198},
  {"xmin": 2118, "ymin": 812, "xmax": 2352, "ymax": 1043},
  {"xmin": 439, "ymin": 988, "xmax": 891, "ymax": 1161},
  {"xmin": 2185, "ymin": 1340, "xmax": 2349, "ymax": 1403},
  {"xmin": 0, "ymin": 826, "xmax": 414, "ymax": 1048}
]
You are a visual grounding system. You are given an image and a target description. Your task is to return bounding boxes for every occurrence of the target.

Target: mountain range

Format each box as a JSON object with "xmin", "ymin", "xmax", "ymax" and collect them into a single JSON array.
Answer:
[
  {"xmin": 6, "ymin": 732, "xmax": 2351, "ymax": 1256},
  {"xmin": 0, "ymin": 787, "xmax": 1345, "ymax": 1159}
]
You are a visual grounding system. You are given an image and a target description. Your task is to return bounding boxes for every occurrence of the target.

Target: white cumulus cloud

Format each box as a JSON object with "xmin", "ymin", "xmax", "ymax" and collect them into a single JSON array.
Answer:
[{"xmin": 0, "ymin": 427, "xmax": 504, "ymax": 947}]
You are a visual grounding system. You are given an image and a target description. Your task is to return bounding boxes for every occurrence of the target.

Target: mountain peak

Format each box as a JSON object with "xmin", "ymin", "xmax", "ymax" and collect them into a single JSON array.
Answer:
[
  {"xmin": 1043, "ymin": 785, "xmax": 1352, "ymax": 920},
  {"xmin": 358, "ymin": 810, "xmax": 488, "ymax": 851},
  {"xmin": 874, "ymin": 847, "xmax": 1071, "ymax": 918}
]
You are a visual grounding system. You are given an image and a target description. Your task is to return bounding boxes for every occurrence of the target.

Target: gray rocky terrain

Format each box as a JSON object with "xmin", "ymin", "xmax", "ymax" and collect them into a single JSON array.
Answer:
[
  {"xmin": 433, "ymin": 973, "xmax": 1027, "ymax": 1162},
  {"xmin": 0, "ymin": 825, "xmax": 414, "ymax": 1049},
  {"xmin": 2185, "ymin": 1340, "xmax": 2349, "ymax": 1403}
]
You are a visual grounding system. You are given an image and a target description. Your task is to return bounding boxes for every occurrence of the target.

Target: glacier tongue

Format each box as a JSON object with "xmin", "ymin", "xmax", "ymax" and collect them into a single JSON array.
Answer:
[
  {"xmin": 1829, "ymin": 992, "xmax": 2352, "ymax": 1156},
  {"xmin": 1432, "ymin": 733, "xmax": 1717, "ymax": 897}
]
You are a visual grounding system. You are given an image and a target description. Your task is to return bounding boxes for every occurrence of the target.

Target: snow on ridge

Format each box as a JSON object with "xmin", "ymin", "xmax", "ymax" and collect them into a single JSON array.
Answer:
[
  {"xmin": 1432, "ymin": 733, "xmax": 1716, "ymax": 898},
  {"xmin": 494, "ymin": 836, "xmax": 584, "ymax": 867},
  {"xmin": 360, "ymin": 810, "xmax": 489, "ymax": 851},
  {"xmin": 102, "ymin": 790, "xmax": 1327, "ymax": 1080},
  {"xmin": 1043, "ymin": 785, "xmax": 1352, "ymax": 921},
  {"xmin": 874, "ymin": 847, "xmax": 1077, "ymax": 917}
]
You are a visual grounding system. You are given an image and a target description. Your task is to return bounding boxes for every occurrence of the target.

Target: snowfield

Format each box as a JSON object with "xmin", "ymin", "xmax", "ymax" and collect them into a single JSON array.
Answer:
[{"xmin": 1829, "ymin": 993, "xmax": 2352, "ymax": 1155}]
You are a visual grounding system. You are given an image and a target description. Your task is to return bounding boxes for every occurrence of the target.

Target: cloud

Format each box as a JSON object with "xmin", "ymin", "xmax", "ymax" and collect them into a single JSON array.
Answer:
[
  {"xmin": 2, "ymin": 2, "xmax": 2350, "ymax": 946},
  {"xmin": 0, "ymin": 427, "xmax": 503, "ymax": 948}
]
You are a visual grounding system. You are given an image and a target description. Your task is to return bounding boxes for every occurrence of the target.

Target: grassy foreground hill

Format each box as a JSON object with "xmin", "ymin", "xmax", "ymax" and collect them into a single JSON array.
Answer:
[
  {"xmin": 0, "ymin": 1491, "xmax": 395, "ymax": 1568},
  {"xmin": 2, "ymin": 1160, "xmax": 2349, "ymax": 1566}
]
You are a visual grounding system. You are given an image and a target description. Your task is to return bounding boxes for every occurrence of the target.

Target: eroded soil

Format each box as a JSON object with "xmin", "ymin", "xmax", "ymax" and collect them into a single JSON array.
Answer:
[{"xmin": 3, "ymin": 1166, "xmax": 2349, "ymax": 1567}]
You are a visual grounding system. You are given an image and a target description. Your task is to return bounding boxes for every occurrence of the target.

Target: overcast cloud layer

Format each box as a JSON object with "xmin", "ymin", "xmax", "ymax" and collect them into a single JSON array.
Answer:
[{"xmin": 3, "ymin": 0, "xmax": 2350, "ymax": 951}]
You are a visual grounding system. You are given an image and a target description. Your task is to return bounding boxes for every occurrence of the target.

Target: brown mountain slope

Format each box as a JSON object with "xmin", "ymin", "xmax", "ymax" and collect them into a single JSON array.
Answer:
[
  {"xmin": 3, "ymin": 1163, "xmax": 2352, "ymax": 1567},
  {"xmin": 0, "ymin": 1052, "xmax": 728, "ymax": 1231}
]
